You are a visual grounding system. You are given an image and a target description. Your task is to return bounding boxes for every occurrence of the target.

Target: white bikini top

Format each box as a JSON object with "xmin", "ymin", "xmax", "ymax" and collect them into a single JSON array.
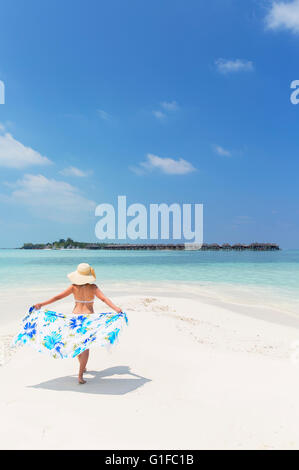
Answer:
[{"xmin": 74, "ymin": 299, "xmax": 94, "ymax": 304}]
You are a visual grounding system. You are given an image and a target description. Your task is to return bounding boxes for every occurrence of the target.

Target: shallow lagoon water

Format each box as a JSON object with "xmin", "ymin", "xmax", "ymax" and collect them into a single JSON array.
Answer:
[{"xmin": 1, "ymin": 249, "xmax": 299, "ymax": 314}]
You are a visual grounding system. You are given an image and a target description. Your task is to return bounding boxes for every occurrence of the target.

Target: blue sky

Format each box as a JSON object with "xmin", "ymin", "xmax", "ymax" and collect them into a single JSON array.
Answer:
[{"xmin": 0, "ymin": 0, "xmax": 299, "ymax": 247}]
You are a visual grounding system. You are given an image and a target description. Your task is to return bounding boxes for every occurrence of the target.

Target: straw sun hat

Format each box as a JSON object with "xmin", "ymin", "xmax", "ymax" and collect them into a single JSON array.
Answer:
[{"xmin": 67, "ymin": 263, "xmax": 96, "ymax": 285}]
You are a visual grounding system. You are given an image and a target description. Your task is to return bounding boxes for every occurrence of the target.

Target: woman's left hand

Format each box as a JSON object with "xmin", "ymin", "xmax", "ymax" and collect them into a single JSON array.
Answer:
[{"xmin": 34, "ymin": 303, "xmax": 42, "ymax": 310}]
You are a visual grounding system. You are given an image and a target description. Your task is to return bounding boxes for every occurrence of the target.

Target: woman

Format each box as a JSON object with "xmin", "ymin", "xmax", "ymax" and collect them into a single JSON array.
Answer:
[{"xmin": 33, "ymin": 263, "xmax": 123, "ymax": 384}]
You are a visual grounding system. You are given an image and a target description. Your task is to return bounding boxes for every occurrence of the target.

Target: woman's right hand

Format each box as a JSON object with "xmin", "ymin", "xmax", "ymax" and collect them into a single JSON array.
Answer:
[
  {"xmin": 34, "ymin": 303, "xmax": 43, "ymax": 310},
  {"xmin": 116, "ymin": 307, "xmax": 122, "ymax": 313}
]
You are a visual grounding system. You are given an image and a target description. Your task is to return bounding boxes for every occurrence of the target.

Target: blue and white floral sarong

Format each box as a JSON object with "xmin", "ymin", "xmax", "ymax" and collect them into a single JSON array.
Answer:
[{"xmin": 12, "ymin": 307, "xmax": 128, "ymax": 359}]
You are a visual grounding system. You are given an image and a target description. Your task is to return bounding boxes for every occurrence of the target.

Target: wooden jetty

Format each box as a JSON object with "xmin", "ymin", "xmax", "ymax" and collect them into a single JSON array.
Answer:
[
  {"xmin": 84, "ymin": 243, "xmax": 280, "ymax": 251},
  {"xmin": 21, "ymin": 241, "xmax": 280, "ymax": 251}
]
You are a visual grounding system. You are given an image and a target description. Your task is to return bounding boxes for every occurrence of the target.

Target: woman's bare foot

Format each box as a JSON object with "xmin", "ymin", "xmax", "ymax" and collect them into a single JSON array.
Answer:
[{"xmin": 78, "ymin": 376, "xmax": 86, "ymax": 384}]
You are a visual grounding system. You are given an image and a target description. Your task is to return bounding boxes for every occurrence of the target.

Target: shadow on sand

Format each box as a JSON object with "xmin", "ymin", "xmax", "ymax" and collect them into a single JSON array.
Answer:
[{"xmin": 29, "ymin": 366, "xmax": 151, "ymax": 395}]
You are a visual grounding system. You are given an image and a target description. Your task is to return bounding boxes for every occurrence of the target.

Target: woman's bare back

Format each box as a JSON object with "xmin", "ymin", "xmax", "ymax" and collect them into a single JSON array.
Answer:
[{"xmin": 72, "ymin": 284, "xmax": 97, "ymax": 314}]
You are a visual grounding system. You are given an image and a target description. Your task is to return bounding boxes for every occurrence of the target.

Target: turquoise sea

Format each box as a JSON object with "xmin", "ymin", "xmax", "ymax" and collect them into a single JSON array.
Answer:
[{"xmin": 1, "ymin": 248, "xmax": 299, "ymax": 314}]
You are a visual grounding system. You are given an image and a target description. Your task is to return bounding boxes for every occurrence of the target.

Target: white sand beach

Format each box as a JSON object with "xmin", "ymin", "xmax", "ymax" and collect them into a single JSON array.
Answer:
[{"xmin": 1, "ymin": 285, "xmax": 299, "ymax": 450}]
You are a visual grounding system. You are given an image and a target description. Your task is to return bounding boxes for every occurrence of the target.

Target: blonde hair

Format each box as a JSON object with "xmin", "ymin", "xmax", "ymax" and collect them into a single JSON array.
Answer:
[{"xmin": 90, "ymin": 267, "xmax": 96, "ymax": 278}]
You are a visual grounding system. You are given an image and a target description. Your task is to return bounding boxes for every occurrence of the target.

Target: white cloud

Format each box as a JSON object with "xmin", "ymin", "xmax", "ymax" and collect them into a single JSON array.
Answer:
[
  {"xmin": 129, "ymin": 165, "xmax": 146, "ymax": 176},
  {"xmin": 152, "ymin": 110, "xmax": 166, "ymax": 120},
  {"xmin": 0, "ymin": 132, "xmax": 51, "ymax": 168},
  {"xmin": 153, "ymin": 101, "xmax": 179, "ymax": 120},
  {"xmin": 213, "ymin": 145, "xmax": 232, "ymax": 157},
  {"xmin": 160, "ymin": 101, "xmax": 179, "ymax": 111},
  {"xmin": 3, "ymin": 174, "xmax": 96, "ymax": 222},
  {"xmin": 97, "ymin": 109, "xmax": 111, "ymax": 121},
  {"xmin": 215, "ymin": 58, "xmax": 254, "ymax": 74},
  {"xmin": 265, "ymin": 0, "xmax": 299, "ymax": 33},
  {"xmin": 60, "ymin": 166, "xmax": 92, "ymax": 177},
  {"xmin": 132, "ymin": 153, "xmax": 196, "ymax": 175}
]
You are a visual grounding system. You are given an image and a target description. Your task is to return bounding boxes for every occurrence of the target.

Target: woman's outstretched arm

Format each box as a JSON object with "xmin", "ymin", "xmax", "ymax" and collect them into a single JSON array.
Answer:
[
  {"xmin": 95, "ymin": 287, "xmax": 122, "ymax": 313},
  {"xmin": 34, "ymin": 286, "xmax": 73, "ymax": 310}
]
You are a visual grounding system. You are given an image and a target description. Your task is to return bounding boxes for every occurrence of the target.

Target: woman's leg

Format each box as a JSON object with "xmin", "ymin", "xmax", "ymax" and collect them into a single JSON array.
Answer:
[
  {"xmin": 77, "ymin": 356, "xmax": 87, "ymax": 372},
  {"xmin": 78, "ymin": 349, "xmax": 89, "ymax": 384}
]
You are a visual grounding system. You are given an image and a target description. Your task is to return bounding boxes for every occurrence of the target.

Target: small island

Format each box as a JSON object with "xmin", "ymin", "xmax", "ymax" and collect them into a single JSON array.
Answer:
[{"xmin": 21, "ymin": 239, "xmax": 280, "ymax": 251}]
